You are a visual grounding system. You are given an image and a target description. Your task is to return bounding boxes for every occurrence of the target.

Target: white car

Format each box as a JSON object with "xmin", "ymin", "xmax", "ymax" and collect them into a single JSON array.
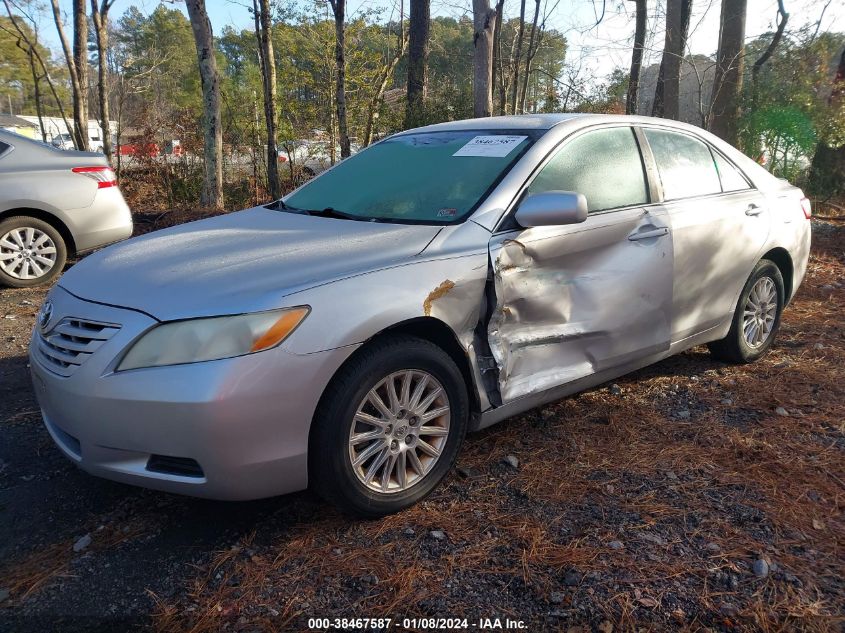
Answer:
[{"xmin": 51, "ymin": 132, "xmax": 106, "ymax": 154}]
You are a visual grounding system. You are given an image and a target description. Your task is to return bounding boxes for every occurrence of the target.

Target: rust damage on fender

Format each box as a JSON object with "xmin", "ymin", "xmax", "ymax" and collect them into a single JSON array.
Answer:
[{"xmin": 423, "ymin": 279, "xmax": 456, "ymax": 316}]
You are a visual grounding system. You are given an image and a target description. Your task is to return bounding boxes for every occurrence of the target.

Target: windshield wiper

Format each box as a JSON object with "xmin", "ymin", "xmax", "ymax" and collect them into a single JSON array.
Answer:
[
  {"xmin": 271, "ymin": 200, "xmax": 386, "ymax": 222},
  {"xmin": 304, "ymin": 207, "xmax": 387, "ymax": 222}
]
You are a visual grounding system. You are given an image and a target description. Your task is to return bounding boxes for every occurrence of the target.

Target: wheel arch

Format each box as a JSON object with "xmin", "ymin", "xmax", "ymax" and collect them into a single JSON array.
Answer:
[
  {"xmin": 0, "ymin": 207, "xmax": 77, "ymax": 256},
  {"xmin": 761, "ymin": 247, "xmax": 794, "ymax": 303}
]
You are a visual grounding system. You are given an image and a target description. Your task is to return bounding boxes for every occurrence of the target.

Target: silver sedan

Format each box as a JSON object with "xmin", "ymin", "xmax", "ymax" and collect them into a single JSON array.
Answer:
[
  {"xmin": 29, "ymin": 114, "xmax": 811, "ymax": 516},
  {"xmin": 0, "ymin": 130, "xmax": 132, "ymax": 287}
]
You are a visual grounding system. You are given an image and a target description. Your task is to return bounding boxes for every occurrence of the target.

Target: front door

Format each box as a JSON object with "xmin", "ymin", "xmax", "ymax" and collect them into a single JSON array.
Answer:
[{"xmin": 487, "ymin": 126, "xmax": 673, "ymax": 403}]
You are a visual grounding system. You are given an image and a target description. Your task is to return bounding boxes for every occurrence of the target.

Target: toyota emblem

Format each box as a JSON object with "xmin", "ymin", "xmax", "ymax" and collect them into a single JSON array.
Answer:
[{"xmin": 38, "ymin": 300, "xmax": 53, "ymax": 331}]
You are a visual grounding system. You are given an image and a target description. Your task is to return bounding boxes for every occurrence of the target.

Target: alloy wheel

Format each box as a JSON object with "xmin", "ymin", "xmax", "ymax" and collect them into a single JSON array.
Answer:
[
  {"xmin": 348, "ymin": 370, "xmax": 451, "ymax": 494},
  {"xmin": 742, "ymin": 276, "xmax": 777, "ymax": 348},
  {"xmin": 0, "ymin": 227, "xmax": 58, "ymax": 280}
]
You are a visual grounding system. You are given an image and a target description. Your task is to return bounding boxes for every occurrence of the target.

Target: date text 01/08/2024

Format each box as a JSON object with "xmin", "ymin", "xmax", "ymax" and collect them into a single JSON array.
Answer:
[{"xmin": 307, "ymin": 617, "xmax": 528, "ymax": 630}]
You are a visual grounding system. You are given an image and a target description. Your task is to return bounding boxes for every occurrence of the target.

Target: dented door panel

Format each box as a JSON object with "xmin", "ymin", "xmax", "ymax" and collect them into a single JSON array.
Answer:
[{"xmin": 487, "ymin": 207, "xmax": 673, "ymax": 402}]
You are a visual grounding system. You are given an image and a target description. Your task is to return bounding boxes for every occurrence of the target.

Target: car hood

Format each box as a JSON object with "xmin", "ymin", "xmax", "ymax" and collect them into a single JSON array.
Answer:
[{"xmin": 59, "ymin": 207, "xmax": 442, "ymax": 321}]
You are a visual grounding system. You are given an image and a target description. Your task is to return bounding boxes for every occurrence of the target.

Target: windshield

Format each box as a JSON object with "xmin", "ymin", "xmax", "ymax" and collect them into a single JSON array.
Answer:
[{"xmin": 282, "ymin": 130, "xmax": 537, "ymax": 224}]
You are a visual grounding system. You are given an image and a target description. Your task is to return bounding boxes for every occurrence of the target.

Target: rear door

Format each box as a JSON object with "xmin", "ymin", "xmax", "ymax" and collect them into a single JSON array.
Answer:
[
  {"xmin": 488, "ymin": 125, "xmax": 673, "ymax": 403},
  {"xmin": 640, "ymin": 127, "xmax": 769, "ymax": 342}
]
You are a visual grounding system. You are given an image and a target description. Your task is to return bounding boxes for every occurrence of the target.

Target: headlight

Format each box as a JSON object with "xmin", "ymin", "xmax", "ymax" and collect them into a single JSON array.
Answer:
[{"xmin": 117, "ymin": 306, "xmax": 309, "ymax": 371}]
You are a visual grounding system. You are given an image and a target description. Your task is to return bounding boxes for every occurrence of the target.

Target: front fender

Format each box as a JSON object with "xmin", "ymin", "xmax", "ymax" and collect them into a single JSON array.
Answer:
[{"xmin": 280, "ymin": 253, "xmax": 490, "ymax": 356}]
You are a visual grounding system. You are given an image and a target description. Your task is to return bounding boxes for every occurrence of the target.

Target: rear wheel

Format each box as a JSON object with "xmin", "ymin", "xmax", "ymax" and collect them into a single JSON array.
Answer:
[
  {"xmin": 310, "ymin": 336, "xmax": 468, "ymax": 517},
  {"xmin": 708, "ymin": 259, "xmax": 784, "ymax": 363},
  {"xmin": 0, "ymin": 216, "xmax": 67, "ymax": 288}
]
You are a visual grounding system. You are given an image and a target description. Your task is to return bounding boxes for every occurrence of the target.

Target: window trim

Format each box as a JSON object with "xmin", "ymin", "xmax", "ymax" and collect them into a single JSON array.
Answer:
[
  {"xmin": 493, "ymin": 123, "xmax": 657, "ymax": 233},
  {"xmin": 635, "ymin": 124, "xmax": 757, "ymax": 203},
  {"xmin": 0, "ymin": 140, "xmax": 14, "ymax": 160},
  {"xmin": 709, "ymin": 146, "xmax": 753, "ymax": 193}
]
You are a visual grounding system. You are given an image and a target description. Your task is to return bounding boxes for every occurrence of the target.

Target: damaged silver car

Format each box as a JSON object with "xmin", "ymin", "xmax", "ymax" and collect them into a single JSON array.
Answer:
[{"xmin": 30, "ymin": 114, "xmax": 812, "ymax": 516}]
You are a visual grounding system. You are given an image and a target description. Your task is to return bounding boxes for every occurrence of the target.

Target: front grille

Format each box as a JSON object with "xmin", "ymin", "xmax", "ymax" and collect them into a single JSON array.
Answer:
[{"xmin": 34, "ymin": 318, "xmax": 120, "ymax": 377}]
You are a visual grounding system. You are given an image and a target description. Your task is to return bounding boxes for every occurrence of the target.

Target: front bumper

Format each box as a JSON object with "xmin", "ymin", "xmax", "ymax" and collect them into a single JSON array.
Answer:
[{"xmin": 29, "ymin": 286, "xmax": 356, "ymax": 500}]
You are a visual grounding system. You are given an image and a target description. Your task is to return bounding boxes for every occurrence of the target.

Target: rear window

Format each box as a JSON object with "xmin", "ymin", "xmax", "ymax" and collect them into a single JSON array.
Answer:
[
  {"xmin": 713, "ymin": 150, "xmax": 751, "ymax": 192},
  {"xmin": 643, "ymin": 128, "xmax": 722, "ymax": 200}
]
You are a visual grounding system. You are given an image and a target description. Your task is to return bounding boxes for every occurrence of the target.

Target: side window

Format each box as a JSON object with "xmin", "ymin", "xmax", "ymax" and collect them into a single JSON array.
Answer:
[
  {"xmin": 643, "ymin": 128, "xmax": 722, "ymax": 200},
  {"xmin": 0, "ymin": 141, "xmax": 9, "ymax": 157},
  {"xmin": 712, "ymin": 150, "xmax": 751, "ymax": 192},
  {"xmin": 528, "ymin": 127, "xmax": 648, "ymax": 212}
]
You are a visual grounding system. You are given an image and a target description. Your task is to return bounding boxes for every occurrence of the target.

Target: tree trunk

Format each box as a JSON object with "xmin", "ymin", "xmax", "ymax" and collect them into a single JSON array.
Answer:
[
  {"xmin": 626, "ymin": 0, "xmax": 647, "ymax": 115},
  {"xmin": 329, "ymin": 0, "xmax": 351, "ymax": 158},
  {"xmin": 491, "ymin": 0, "xmax": 504, "ymax": 114},
  {"xmin": 406, "ymin": 0, "xmax": 430, "ymax": 126},
  {"xmin": 472, "ymin": 0, "xmax": 497, "ymax": 117},
  {"xmin": 808, "ymin": 46, "xmax": 845, "ymax": 197},
  {"xmin": 91, "ymin": 0, "xmax": 112, "ymax": 162},
  {"xmin": 254, "ymin": 0, "xmax": 280, "ymax": 198},
  {"xmin": 518, "ymin": 0, "xmax": 541, "ymax": 114},
  {"xmin": 509, "ymin": 0, "xmax": 526, "ymax": 114},
  {"xmin": 709, "ymin": 0, "xmax": 747, "ymax": 145},
  {"xmin": 652, "ymin": 0, "xmax": 689, "ymax": 120},
  {"xmin": 50, "ymin": 0, "xmax": 88, "ymax": 150},
  {"xmin": 185, "ymin": 0, "xmax": 224, "ymax": 210}
]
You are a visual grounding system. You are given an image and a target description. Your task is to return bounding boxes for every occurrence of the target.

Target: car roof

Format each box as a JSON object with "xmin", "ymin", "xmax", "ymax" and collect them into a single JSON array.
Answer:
[{"xmin": 402, "ymin": 113, "xmax": 588, "ymax": 134}]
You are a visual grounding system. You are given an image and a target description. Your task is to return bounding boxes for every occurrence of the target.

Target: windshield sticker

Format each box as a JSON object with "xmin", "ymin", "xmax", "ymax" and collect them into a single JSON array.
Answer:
[
  {"xmin": 453, "ymin": 135, "xmax": 528, "ymax": 158},
  {"xmin": 437, "ymin": 208, "xmax": 457, "ymax": 218}
]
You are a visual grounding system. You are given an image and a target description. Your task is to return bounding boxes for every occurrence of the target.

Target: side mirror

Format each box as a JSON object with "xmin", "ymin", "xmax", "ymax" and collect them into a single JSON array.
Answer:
[{"xmin": 514, "ymin": 191, "xmax": 588, "ymax": 228}]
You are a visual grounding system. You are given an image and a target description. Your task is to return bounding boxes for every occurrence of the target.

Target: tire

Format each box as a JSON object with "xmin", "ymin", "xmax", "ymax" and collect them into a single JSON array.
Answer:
[
  {"xmin": 309, "ymin": 335, "xmax": 469, "ymax": 517},
  {"xmin": 0, "ymin": 216, "xmax": 67, "ymax": 288},
  {"xmin": 708, "ymin": 259, "xmax": 785, "ymax": 364}
]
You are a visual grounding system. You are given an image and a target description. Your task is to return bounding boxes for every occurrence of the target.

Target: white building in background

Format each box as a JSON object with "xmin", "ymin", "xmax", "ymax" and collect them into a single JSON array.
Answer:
[{"xmin": 13, "ymin": 115, "xmax": 117, "ymax": 144}]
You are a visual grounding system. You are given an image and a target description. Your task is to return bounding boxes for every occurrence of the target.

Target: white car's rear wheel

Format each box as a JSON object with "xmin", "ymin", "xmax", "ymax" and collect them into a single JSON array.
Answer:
[{"xmin": 0, "ymin": 217, "xmax": 67, "ymax": 288}]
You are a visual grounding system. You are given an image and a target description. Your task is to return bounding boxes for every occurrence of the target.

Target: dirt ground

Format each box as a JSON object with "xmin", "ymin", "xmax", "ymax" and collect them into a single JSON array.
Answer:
[{"xmin": 0, "ymin": 215, "xmax": 843, "ymax": 633}]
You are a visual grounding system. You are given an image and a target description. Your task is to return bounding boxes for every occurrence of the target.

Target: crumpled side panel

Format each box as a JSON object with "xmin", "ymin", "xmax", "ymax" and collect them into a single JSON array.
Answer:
[{"xmin": 488, "ymin": 210, "xmax": 673, "ymax": 403}]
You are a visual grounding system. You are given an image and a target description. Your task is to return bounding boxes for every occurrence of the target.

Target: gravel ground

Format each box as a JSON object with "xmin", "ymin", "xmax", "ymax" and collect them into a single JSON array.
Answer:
[{"xmin": 1, "ymin": 218, "xmax": 843, "ymax": 633}]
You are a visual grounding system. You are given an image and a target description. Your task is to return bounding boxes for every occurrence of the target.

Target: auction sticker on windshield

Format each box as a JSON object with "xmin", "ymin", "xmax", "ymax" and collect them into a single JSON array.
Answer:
[{"xmin": 453, "ymin": 135, "xmax": 527, "ymax": 157}]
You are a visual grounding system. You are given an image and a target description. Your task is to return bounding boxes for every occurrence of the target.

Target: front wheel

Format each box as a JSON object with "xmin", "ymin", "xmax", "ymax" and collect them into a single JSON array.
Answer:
[
  {"xmin": 708, "ymin": 259, "xmax": 785, "ymax": 363},
  {"xmin": 0, "ymin": 216, "xmax": 67, "ymax": 288},
  {"xmin": 309, "ymin": 336, "xmax": 469, "ymax": 517}
]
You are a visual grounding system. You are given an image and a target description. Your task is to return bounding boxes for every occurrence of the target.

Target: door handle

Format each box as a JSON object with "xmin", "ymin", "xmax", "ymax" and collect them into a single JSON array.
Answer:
[
  {"xmin": 628, "ymin": 226, "xmax": 669, "ymax": 241},
  {"xmin": 745, "ymin": 204, "xmax": 763, "ymax": 216}
]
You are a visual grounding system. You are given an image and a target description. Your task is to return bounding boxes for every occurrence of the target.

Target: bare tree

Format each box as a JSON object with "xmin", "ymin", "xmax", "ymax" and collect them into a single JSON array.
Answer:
[
  {"xmin": 472, "ymin": 0, "xmax": 497, "ymax": 117},
  {"xmin": 517, "ymin": 0, "xmax": 540, "ymax": 113},
  {"xmin": 364, "ymin": 12, "xmax": 407, "ymax": 146},
  {"xmin": 509, "ymin": 0, "xmax": 526, "ymax": 114},
  {"xmin": 653, "ymin": 0, "xmax": 691, "ymax": 119},
  {"xmin": 90, "ymin": 0, "xmax": 113, "ymax": 162},
  {"xmin": 328, "ymin": 0, "xmax": 351, "ymax": 158},
  {"xmin": 709, "ymin": 0, "xmax": 747, "ymax": 144},
  {"xmin": 406, "ymin": 0, "xmax": 430, "ymax": 125},
  {"xmin": 3, "ymin": 0, "xmax": 72, "ymax": 140},
  {"xmin": 50, "ymin": 0, "xmax": 88, "ymax": 150},
  {"xmin": 253, "ymin": 0, "xmax": 280, "ymax": 197},
  {"xmin": 491, "ymin": 0, "xmax": 505, "ymax": 113},
  {"xmin": 185, "ymin": 0, "xmax": 224, "ymax": 209},
  {"xmin": 752, "ymin": 0, "xmax": 788, "ymax": 84},
  {"xmin": 626, "ymin": 0, "xmax": 647, "ymax": 114}
]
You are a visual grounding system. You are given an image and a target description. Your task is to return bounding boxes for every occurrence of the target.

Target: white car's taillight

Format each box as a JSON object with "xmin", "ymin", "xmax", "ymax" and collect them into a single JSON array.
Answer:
[
  {"xmin": 72, "ymin": 166, "xmax": 117, "ymax": 189},
  {"xmin": 800, "ymin": 196, "xmax": 812, "ymax": 219}
]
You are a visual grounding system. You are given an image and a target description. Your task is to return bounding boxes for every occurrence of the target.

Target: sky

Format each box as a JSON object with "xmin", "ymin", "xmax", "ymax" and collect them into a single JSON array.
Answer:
[{"xmin": 42, "ymin": 0, "xmax": 845, "ymax": 85}]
